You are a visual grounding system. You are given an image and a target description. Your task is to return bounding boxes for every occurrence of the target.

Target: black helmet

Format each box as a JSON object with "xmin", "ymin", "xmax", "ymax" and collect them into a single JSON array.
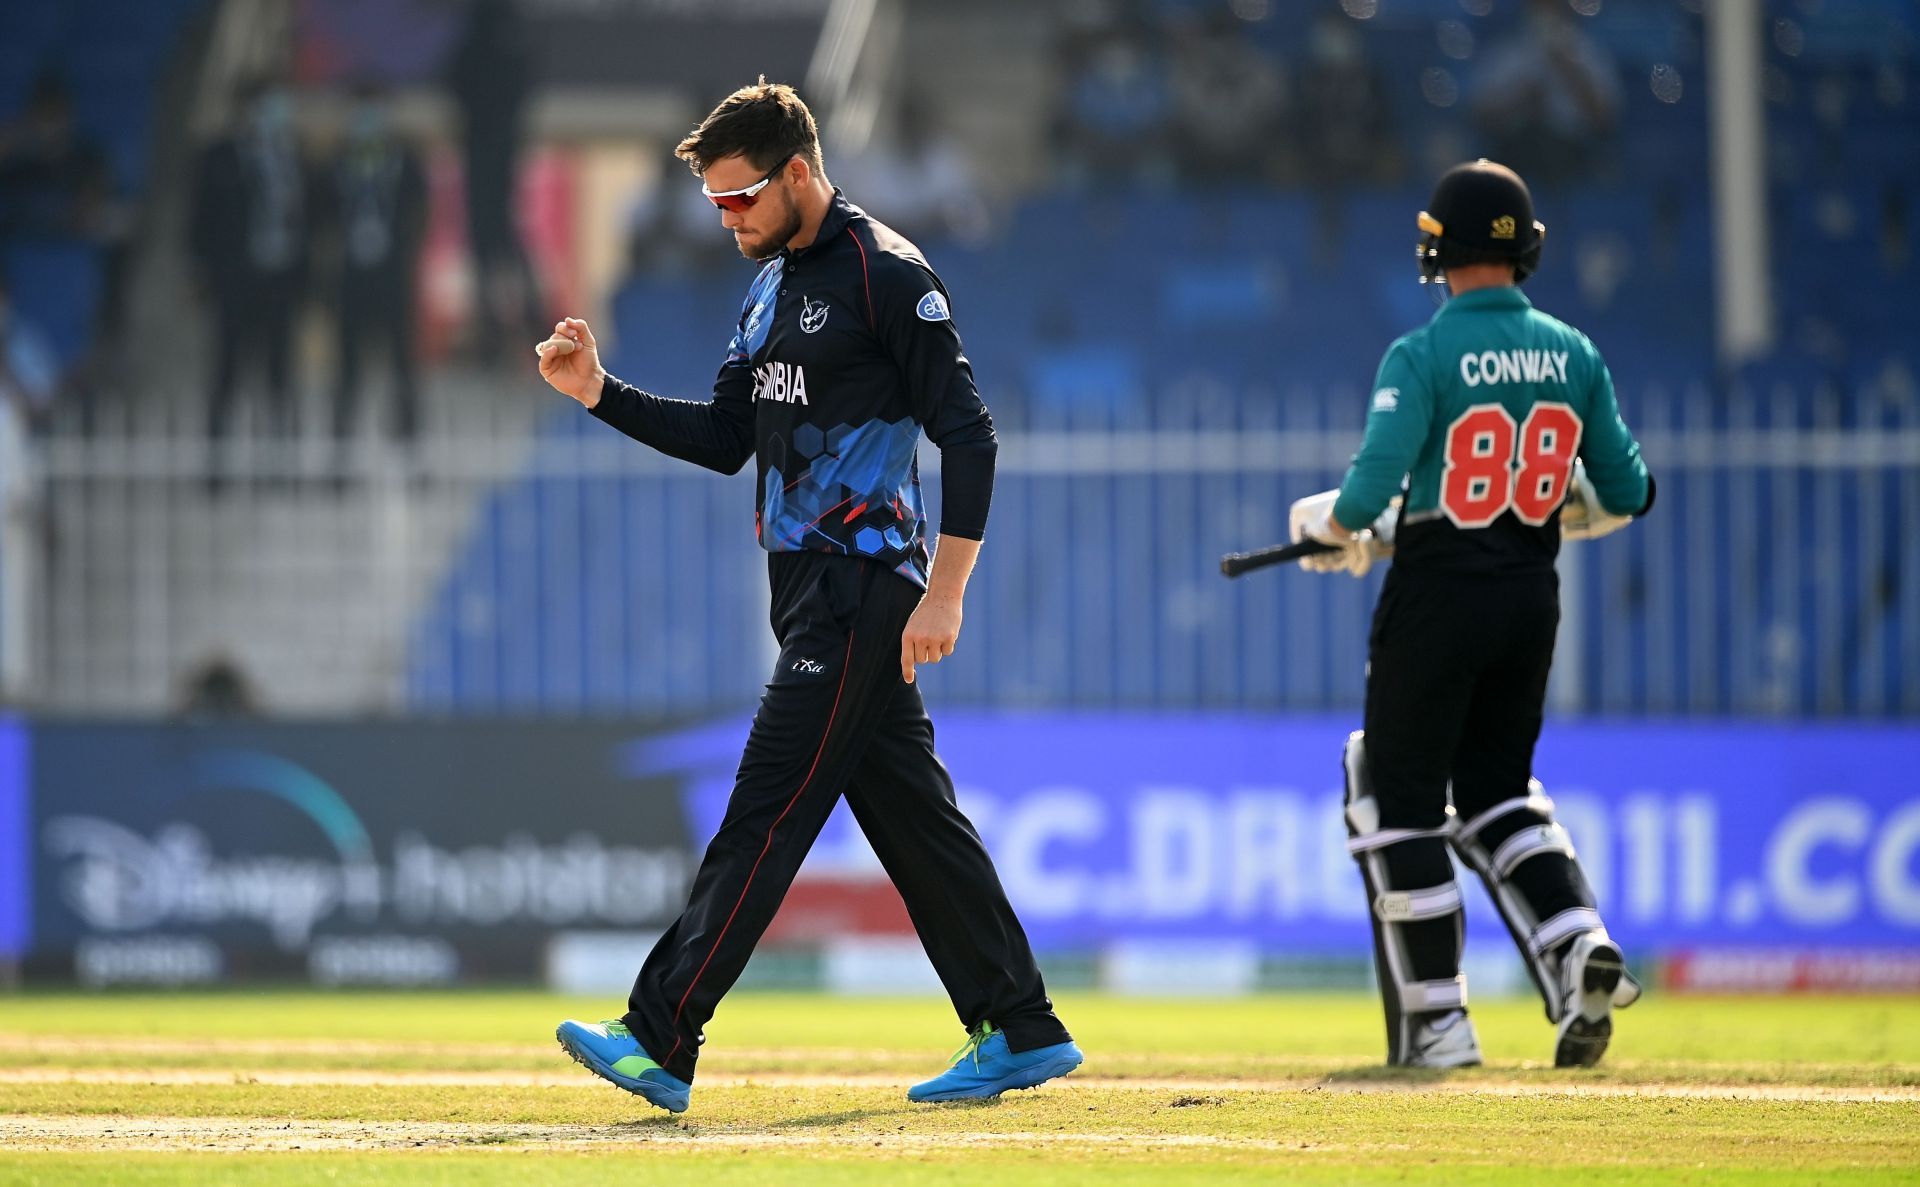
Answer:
[{"xmin": 1416, "ymin": 159, "xmax": 1546, "ymax": 286}]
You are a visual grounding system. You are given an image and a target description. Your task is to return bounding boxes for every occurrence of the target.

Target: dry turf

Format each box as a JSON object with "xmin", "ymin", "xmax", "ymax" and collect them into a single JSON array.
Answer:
[{"xmin": 1, "ymin": 990, "xmax": 1916, "ymax": 1184}]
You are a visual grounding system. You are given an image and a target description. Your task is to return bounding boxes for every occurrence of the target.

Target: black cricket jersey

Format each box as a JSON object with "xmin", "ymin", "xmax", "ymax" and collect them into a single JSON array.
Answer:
[{"xmin": 590, "ymin": 189, "xmax": 997, "ymax": 589}]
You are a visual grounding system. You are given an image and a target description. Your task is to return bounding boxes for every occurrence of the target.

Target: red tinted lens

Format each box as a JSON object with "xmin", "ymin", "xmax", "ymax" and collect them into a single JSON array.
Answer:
[{"xmin": 709, "ymin": 192, "xmax": 757, "ymax": 213}]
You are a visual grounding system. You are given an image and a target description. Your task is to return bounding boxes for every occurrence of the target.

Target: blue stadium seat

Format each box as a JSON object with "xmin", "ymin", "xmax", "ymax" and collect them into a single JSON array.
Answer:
[{"xmin": 1, "ymin": 240, "xmax": 102, "ymax": 371}]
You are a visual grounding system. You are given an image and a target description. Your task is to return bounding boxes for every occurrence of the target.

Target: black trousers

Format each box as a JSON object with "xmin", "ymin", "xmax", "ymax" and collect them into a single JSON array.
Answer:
[
  {"xmin": 208, "ymin": 271, "xmax": 301, "ymax": 440},
  {"xmin": 1362, "ymin": 564, "xmax": 1591, "ymax": 986},
  {"xmin": 625, "ymin": 551, "xmax": 1071, "ymax": 1082},
  {"xmin": 333, "ymin": 273, "xmax": 420, "ymax": 443},
  {"xmin": 1364, "ymin": 566, "xmax": 1559, "ymax": 831}
]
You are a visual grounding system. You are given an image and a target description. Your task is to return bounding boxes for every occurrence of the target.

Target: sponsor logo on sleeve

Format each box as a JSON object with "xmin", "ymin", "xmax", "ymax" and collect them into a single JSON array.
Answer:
[
  {"xmin": 1372, "ymin": 387, "xmax": 1400, "ymax": 412},
  {"xmin": 916, "ymin": 291, "xmax": 951, "ymax": 322}
]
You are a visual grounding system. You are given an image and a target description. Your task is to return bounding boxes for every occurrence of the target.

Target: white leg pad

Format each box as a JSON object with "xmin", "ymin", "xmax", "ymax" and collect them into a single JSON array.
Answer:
[
  {"xmin": 1450, "ymin": 783, "xmax": 1626, "ymax": 1024},
  {"xmin": 1346, "ymin": 731, "xmax": 1470, "ymax": 1065}
]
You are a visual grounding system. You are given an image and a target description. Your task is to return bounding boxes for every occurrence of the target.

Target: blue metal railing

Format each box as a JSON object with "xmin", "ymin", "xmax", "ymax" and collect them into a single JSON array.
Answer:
[{"xmin": 406, "ymin": 380, "xmax": 1920, "ymax": 719}]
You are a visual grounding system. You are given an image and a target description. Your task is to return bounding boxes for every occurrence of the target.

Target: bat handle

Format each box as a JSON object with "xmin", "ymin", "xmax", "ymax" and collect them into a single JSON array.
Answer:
[{"xmin": 1218, "ymin": 539, "xmax": 1338, "ymax": 578}]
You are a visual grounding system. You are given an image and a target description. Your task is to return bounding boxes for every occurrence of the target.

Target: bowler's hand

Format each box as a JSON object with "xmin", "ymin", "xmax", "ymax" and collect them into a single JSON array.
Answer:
[
  {"xmin": 901, "ymin": 593, "xmax": 961, "ymax": 684},
  {"xmin": 536, "ymin": 317, "xmax": 606, "ymax": 408}
]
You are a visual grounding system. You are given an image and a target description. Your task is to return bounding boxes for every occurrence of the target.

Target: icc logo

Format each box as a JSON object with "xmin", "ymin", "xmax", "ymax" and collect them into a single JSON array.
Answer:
[
  {"xmin": 1490, "ymin": 216, "xmax": 1517, "ymax": 240},
  {"xmin": 800, "ymin": 297, "xmax": 829, "ymax": 334}
]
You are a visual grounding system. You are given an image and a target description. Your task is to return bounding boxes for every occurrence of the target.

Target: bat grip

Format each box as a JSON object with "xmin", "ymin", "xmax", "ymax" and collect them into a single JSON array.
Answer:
[{"xmin": 1219, "ymin": 539, "xmax": 1339, "ymax": 577}]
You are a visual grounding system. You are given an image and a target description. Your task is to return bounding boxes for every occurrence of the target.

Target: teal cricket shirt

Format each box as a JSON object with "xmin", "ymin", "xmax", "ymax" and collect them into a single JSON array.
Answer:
[{"xmin": 1331, "ymin": 286, "xmax": 1651, "ymax": 574}]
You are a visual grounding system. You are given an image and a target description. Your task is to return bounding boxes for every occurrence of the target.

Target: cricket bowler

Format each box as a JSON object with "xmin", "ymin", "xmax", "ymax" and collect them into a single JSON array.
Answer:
[{"xmin": 536, "ymin": 80, "xmax": 1081, "ymax": 1113}]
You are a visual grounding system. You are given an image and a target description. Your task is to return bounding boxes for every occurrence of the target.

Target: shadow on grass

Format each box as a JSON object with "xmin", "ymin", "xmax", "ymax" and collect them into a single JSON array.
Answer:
[
  {"xmin": 448, "ymin": 1118, "xmax": 680, "ymax": 1147},
  {"xmin": 605, "ymin": 1116, "xmax": 684, "ymax": 1128},
  {"xmin": 771, "ymin": 1097, "xmax": 1002, "ymax": 1129},
  {"xmin": 1314, "ymin": 1065, "xmax": 1469, "ymax": 1088}
]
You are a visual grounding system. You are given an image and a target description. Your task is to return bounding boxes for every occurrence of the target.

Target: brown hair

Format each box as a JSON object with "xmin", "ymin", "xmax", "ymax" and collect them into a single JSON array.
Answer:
[{"xmin": 675, "ymin": 77, "xmax": 824, "ymax": 177}]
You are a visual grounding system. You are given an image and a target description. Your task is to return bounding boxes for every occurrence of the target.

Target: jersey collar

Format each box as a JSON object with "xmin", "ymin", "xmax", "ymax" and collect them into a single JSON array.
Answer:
[
  {"xmin": 1438, "ymin": 286, "xmax": 1532, "ymax": 316},
  {"xmin": 783, "ymin": 188, "xmax": 858, "ymax": 262}
]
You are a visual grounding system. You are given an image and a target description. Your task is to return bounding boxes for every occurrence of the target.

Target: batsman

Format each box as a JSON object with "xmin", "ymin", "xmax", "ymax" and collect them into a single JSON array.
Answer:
[{"xmin": 1291, "ymin": 160, "xmax": 1654, "ymax": 1069}]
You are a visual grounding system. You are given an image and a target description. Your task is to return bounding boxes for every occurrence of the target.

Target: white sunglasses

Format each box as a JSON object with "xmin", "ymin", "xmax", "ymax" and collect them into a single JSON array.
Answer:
[{"xmin": 701, "ymin": 156, "xmax": 795, "ymax": 212}]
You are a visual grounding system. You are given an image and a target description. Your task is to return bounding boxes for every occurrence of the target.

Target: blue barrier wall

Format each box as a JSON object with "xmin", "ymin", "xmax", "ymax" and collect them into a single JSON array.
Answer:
[
  {"xmin": 648, "ymin": 714, "xmax": 1920, "ymax": 960},
  {"xmin": 0, "ymin": 716, "xmax": 26, "ymax": 960},
  {"xmin": 11, "ymin": 715, "xmax": 1918, "ymax": 983}
]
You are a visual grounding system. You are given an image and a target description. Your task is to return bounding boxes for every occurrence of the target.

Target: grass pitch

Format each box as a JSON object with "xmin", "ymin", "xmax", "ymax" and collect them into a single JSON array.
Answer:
[{"xmin": 2, "ymin": 990, "xmax": 1916, "ymax": 1184}]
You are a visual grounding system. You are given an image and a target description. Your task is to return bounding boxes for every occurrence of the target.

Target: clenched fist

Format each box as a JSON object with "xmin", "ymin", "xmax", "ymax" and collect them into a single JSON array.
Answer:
[
  {"xmin": 901, "ymin": 591, "xmax": 961, "ymax": 685},
  {"xmin": 536, "ymin": 317, "xmax": 606, "ymax": 408}
]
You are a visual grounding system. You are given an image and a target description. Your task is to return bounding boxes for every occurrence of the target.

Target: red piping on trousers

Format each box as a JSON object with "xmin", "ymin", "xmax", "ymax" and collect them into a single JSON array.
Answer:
[{"xmin": 665, "ymin": 630, "xmax": 857, "ymax": 1067}]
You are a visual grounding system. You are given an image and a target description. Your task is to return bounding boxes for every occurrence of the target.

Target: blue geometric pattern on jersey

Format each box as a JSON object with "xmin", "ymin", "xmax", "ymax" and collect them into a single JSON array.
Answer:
[
  {"xmin": 727, "ymin": 259, "xmax": 783, "ymax": 364},
  {"xmin": 761, "ymin": 418, "xmax": 928, "ymax": 584}
]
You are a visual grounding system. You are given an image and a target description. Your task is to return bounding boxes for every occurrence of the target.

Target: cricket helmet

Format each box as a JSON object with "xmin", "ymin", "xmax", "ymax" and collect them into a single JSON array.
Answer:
[{"xmin": 1416, "ymin": 159, "xmax": 1546, "ymax": 286}]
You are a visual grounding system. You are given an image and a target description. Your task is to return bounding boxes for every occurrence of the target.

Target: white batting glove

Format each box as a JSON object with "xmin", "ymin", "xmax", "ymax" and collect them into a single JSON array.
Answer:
[
  {"xmin": 1289, "ymin": 490, "xmax": 1375, "ymax": 578},
  {"xmin": 1560, "ymin": 459, "xmax": 1633, "ymax": 541}
]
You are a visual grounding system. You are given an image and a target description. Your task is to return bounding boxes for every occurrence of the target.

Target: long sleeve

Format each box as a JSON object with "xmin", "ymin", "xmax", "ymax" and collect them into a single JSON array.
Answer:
[
  {"xmin": 875, "ymin": 264, "xmax": 995, "ymax": 540},
  {"xmin": 585, "ymin": 273, "xmax": 767, "ymax": 474},
  {"xmin": 1576, "ymin": 349, "xmax": 1653, "ymax": 517},
  {"xmin": 1334, "ymin": 337, "xmax": 1434, "ymax": 530},
  {"xmin": 589, "ymin": 367, "xmax": 756, "ymax": 476}
]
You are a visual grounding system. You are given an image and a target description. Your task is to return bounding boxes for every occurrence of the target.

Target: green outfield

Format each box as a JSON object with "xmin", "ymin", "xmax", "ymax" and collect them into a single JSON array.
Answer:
[{"xmin": 2, "ymin": 990, "xmax": 1916, "ymax": 1184}]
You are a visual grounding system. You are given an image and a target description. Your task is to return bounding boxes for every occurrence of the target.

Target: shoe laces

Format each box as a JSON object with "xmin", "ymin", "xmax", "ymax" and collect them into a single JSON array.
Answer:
[
  {"xmin": 601, "ymin": 1019, "xmax": 631, "ymax": 1039},
  {"xmin": 947, "ymin": 1022, "xmax": 996, "ymax": 1070}
]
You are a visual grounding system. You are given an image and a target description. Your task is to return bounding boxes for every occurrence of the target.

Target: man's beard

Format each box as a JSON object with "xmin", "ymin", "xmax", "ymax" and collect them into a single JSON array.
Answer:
[{"xmin": 737, "ymin": 192, "xmax": 803, "ymax": 260}]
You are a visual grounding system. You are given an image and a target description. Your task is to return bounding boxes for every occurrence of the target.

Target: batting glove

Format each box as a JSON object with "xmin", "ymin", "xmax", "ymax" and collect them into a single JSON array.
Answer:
[
  {"xmin": 1288, "ymin": 491, "xmax": 1374, "ymax": 578},
  {"xmin": 1560, "ymin": 460, "xmax": 1633, "ymax": 541}
]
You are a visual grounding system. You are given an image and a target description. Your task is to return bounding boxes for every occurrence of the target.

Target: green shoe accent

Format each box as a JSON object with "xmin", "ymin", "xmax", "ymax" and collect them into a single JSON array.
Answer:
[
  {"xmin": 948, "ymin": 1022, "xmax": 997, "ymax": 1071},
  {"xmin": 600, "ymin": 1020, "xmax": 661, "ymax": 1078},
  {"xmin": 610, "ymin": 1051, "xmax": 663, "ymax": 1078}
]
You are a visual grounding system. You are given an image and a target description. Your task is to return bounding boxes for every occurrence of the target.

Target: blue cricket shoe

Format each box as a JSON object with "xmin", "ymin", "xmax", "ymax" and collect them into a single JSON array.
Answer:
[
  {"xmin": 554, "ymin": 1018, "xmax": 692, "ymax": 1114},
  {"xmin": 907, "ymin": 1022, "xmax": 1084, "ymax": 1102}
]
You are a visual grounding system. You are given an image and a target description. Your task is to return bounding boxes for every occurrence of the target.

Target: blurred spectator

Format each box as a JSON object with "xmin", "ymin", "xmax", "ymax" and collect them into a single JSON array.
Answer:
[
  {"xmin": 1291, "ymin": 13, "xmax": 1402, "ymax": 187},
  {"xmin": 1881, "ymin": 181, "xmax": 1910, "ymax": 274},
  {"xmin": 0, "ymin": 69, "xmax": 112, "ymax": 244},
  {"xmin": 190, "ymin": 78, "xmax": 313, "ymax": 442},
  {"xmin": 0, "ymin": 277, "xmax": 50, "ymax": 695},
  {"xmin": 0, "ymin": 277, "xmax": 60, "ymax": 431},
  {"xmin": 1166, "ymin": 9, "xmax": 1287, "ymax": 183},
  {"xmin": 0, "ymin": 68, "xmax": 123, "ymax": 430},
  {"xmin": 449, "ymin": 0, "xmax": 541, "ymax": 362},
  {"xmin": 322, "ymin": 82, "xmax": 427, "ymax": 464},
  {"xmin": 1054, "ymin": 26, "xmax": 1174, "ymax": 185},
  {"xmin": 829, "ymin": 92, "xmax": 989, "ymax": 244},
  {"xmin": 176, "ymin": 654, "xmax": 261, "ymax": 718},
  {"xmin": 1472, "ymin": 0, "xmax": 1622, "ymax": 185}
]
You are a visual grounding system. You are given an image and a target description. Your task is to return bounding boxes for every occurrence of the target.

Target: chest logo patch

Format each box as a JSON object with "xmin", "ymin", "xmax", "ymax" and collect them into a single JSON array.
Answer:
[
  {"xmin": 800, "ymin": 296, "xmax": 829, "ymax": 334},
  {"xmin": 916, "ymin": 290, "xmax": 950, "ymax": 322}
]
